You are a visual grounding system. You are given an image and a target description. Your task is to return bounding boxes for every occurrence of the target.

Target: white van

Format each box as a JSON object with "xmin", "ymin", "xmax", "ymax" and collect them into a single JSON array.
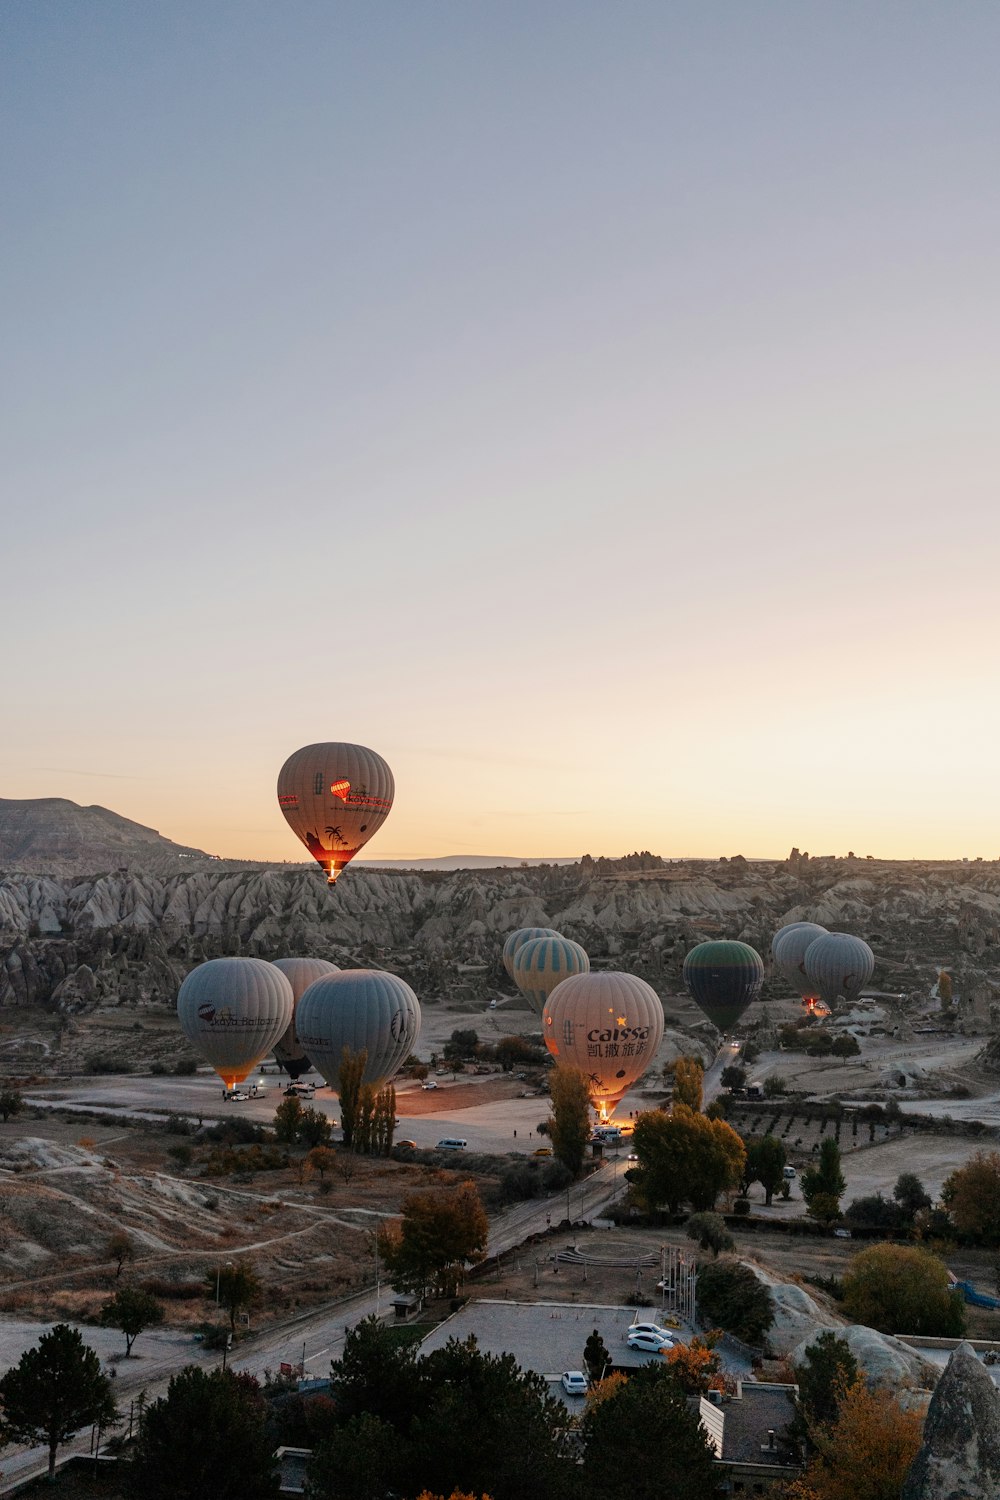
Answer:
[{"xmin": 436, "ymin": 1138, "xmax": 467, "ymax": 1150}]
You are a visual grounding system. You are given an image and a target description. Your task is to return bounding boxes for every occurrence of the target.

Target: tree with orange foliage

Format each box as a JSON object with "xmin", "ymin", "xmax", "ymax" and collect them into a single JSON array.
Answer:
[
  {"xmin": 788, "ymin": 1376, "xmax": 922, "ymax": 1500},
  {"xmin": 664, "ymin": 1334, "xmax": 722, "ymax": 1394},
  {"xmin": 672, "ymin": 1056, "xmax": 704, "ymax": 1111}
]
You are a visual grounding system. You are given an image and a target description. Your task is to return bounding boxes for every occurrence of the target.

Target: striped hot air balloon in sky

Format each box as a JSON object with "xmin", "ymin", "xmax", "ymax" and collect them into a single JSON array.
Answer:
[
  {"xmin": 277, "ymin": 742, "xmax": 394, "ymax": 884},
  {"xmin": 682, "ymin": 941, "xmax": 765, "ymax": 1032},
  {"xmin": 502, "ymin": 927, "xmax": 560, "ymax": 981},
  {"xmin": 512, "ymin": 935, "xmax": 590, "ymax": 1017}
]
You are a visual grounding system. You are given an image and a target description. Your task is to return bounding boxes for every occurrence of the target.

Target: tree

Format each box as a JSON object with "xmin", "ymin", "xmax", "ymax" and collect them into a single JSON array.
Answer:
[
  {"xmin": 695, "ymin": 1260, "xmax": 773, "ymax": 1345},
  {"xmin": 685, "ymin": 1212, "xmax": 735, "ymax": 1257},
  {"xmin": 580, "ymin": 1364, "xmax": 723, "ymax": 1500},
  {"xmin": 845, "ymin": 1193, "xmax": 902, "ymax": 1230},
  {"xmin": 128, "ymin": 1366, "xmax": 278, "ymax": 1500},
  {"xmin": 101, "ymin": 1286, "xmax": 164, "ymax": 1356},
  {"xmin": 583, "ymin": 1329, "xmax": 611, "ymax": 1382},
  {"xmin": 794, "ymin": 1332, "xmax": 859, "ymax": 1429},
  {"xmin": 0, "ymin": 1086, "xmax": 23, "ymax": 1122},
  {"xmin": 807, "ymin": 1192, "xmax": 844, "ymax": 1225},
  {"xmin": 893, "ymin": 1172, "xmax": 931, "ymax": 1220},
  {"xmin": 762, "ymin": 1075, "xmax": 787, "ymax": 1098},
  {"xmin": 841, "ymin": 1244, "xmax": 966, "ymax": 1337},
  {"xmin": 745, "ymin": 1135, "xmax": 787, "ymax": 1205},
  {"xmin": 328, "ymin": 1318, "xmax": 425, "ymax": 1430},
  {"xmin": 211, "ymin": 1261, "xmax": 262, "ymax": 1334},
  {"xmin": 938, "ymin": 970, "xmax": 953, "ymax": 1010},
  {"xmin": 495, "ymin": 1036, "xmax": 536, "ymax": 1072},
  {"xmin": 443, "ymin": 1029, "xmax": 479, "ymax": 1064},
  {"xmin": 802, "ymin": 1139, "xmax": 846, "ymax": 1219},
  {"xmin": 107, "ymin": 1229, "xmax": 136, "ymax": 1278},
  {"xmin": 273, "ymin": 1095, "xmax": 304, "ymax": 1144},
  {"xmin": 942, "ymin": 1150, "xmax": 1000, "ymax": 1240},
  {"xmin": 547, "ymin": 1066, "xmax": 591, "ymax": 1177},
  {"xmin": 307, "ymin": 1146, "xmax": 337, "ymax": 1183},
  {"xmin": 664, "ymin": 1335, "xmax": 723, "ymax": 1394},
  {"xmin": 338, "ymin": 1048, "xmax": 367, "ymax": 1149},
  {"xmin": 372, "ymin": 1084, "xmax": 396, "ymax": 1155},
  {"xmin": 631, "ymin": 1104, "xmax": 745, "ymax": 1213},
  {"xmin": 379, "ymin": 1182, "xmax": 488, "ymax": 1299},
  {"xmin": 0, "ymin": 1323, "xmax": 118, "ymax": 1478},
  {"xmin": 788, "ymin": 1376, "xmax": 922, "ymax": 1500},
  {"xmin": 831, "ymin": 1034, "xmax": 860, "ymax": 1061},
  {"xmin": 308, "ymin": 1411, "xmax": 402, "ymax": 1500},
  {"xmin": 672, "ymin": 1057, "xmax": 704, "ymax": 1112},
  {"xmin": 720, "ymin": 1064, "xmax": 746, "ymax": 1091},
  {"xmin": 298, "ymin": 1106, "xmax": 333, "ymax": 1148}
]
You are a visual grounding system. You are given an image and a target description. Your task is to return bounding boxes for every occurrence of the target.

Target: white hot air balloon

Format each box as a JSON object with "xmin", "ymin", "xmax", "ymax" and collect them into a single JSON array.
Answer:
[
  {"xmin": 541, "ymin": 971, "xmax": 664, "ymax": 1120},
  {"xmin": 177, "ymin": 958, "xmax": 293, "ymax": 1090},
  {"xmin": 271, "ymin": 957, "xmax": 340, "ymax": 1079},
  {"xmin": 295, "ymin": 970, "xmax": 421, "ymax": 1092},
  {"xmin": 803, "ymin": 932, "xmax": 875, "ymax": 1009},
  {"xmin": 772, "ymin": 923, "xmax": 828, "ymax": 998}
]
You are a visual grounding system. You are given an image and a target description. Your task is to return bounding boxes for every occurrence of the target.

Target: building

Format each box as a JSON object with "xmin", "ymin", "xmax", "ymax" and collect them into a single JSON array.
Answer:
[{"xmin": 698, "ymin": 1381, "xmax": 803, "ymax": 1495}]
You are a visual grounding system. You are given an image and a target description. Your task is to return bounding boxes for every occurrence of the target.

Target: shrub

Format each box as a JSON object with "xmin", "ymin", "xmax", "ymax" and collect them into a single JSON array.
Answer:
[{"xmin": 695, "ymin": 1259, "xmax": 773, "ymax": 1345}]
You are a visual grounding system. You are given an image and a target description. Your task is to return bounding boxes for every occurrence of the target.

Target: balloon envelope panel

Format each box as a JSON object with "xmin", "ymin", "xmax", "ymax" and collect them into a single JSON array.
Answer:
[
  {"xmin": 772, "ymin": 923, "xmax": 828, "ymax": 997},
  {"xmin": 277, "ymin": 742, "xmax": 394, "ymax": 883},
  {"xmin": 177, "ymin": 957, "xmax": 294, "ymax": 1088},
  {"xmin": 271, "ymin": 957, "xmax": 341, "ymax": 1078},
  {"xmin": 682, "ymin": 941, "xmax": 765, "ymax": 1031},
  {"xmin": 512, "ymin": 936, "xmax": 590, "ymax": 1017},
  {"xmin": 296, "ymin": 970, "xmax": 421, "ymax": 1092},
  {"xmin": 542, "ymin": 971, "xmax": 664, "ymax": 1114},
  {"xmin": 502, "ymin": 927, "xmax": 560, "ymax": 981},
  {"xmin": 803, "ymin": 933, "xmax": 875, "ymax": 1007}
]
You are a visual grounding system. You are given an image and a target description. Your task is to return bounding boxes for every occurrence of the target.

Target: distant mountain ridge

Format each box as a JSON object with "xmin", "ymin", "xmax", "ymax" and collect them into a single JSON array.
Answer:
[{"xmin": 0, "ymin": 798, "xmax": 216, "ymax": 876}]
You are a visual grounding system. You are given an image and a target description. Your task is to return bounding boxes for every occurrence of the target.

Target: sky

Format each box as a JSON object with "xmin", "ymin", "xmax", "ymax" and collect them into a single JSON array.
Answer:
[{"xmin": 4, "ymin": 2, "xmax": 1000, "ymax": 864}]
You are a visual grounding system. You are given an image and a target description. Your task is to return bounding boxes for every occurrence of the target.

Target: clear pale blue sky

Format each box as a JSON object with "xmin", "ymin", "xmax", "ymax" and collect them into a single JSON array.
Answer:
[{"xmin": 4, "ymin": 3, "xmax": 999, "ymax": 860}]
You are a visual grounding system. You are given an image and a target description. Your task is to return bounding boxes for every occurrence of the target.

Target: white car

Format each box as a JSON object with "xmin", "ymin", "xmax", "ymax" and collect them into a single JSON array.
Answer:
[
  {"xmin": 626, "ymin": 1326, "xmax": 676, "ymax": 1352},
  {"xmin": 561, "ymin": 1371, "xmax": 588, "ymax": 1396},
  {"xmin": 224, "ymin": 1090, "xmax": 249, "ymax": 1102},
  {"xmin": 421, "ymin": 1080, "xmax": 439, "ymax": 1090}
]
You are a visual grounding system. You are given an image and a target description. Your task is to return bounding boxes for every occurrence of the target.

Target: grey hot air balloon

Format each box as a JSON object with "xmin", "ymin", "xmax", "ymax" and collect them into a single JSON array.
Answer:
[
  {"xmin": 772, "ymin": 923, "xmax": 828, "ymax": 998},
  {"xmin": 271, "ymin": 957, "xmax": 341, "ymax": 1079},
  {"xmin": 502, "ymin": 927, "xmax": 560, "ymax": 981},
  {"xmin": 803, "ymin": 932, "xmax": 875, "ymax": 1008},
  {"xmin": 295, "ymin": 970, "xmax": 421, "ymax": 1093},
  {"xmin": 177, "ymin": 957, "xmax": 293, "ymax": 1089}
]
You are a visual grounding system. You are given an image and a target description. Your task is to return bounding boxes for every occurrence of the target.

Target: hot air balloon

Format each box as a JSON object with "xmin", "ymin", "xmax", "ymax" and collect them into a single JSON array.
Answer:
[
  {"xmin": 803, "ymin": 932, "xmax": 875, "ymax": 1008},
  {"xmin": 271, "ymin": 957, "xmax": 340, "ymax": 1079},
  {"xmin": 682, "ymin": 941, "xmax": 765, "ymax": 1032},
  {"xmin": 277, "ymin": 743, "xmax": 394, "ymax": 884},
  {"xmin": 772, "ymin": 923, "xmax": 828, "ymax": 998},
  {"xmin": 502, "ymin": 927, "xmax": 560, "ymax": 981},
  {"xmin": 541, "ymin": 972, "xmax": 664, "ymax": 1119},
  {"xmin": 177, "ymin": 957, "xmax": 293, "ymax": 1090},
  {"xmin": 295, "ymin": 970, "xmax": 421, "ymax": 1092},
  {"xmin": 512, "ymin": 935, "xmax": 590, "ymax": 1018}
]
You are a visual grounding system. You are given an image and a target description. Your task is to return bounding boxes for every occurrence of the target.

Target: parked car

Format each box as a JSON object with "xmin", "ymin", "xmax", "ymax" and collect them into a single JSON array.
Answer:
[
  {"xmin": 532, "ymin": 1147, "xmax": 553, "ymax": 1157},
  {"xmin": 395, "ymin": 1139, "xmax": 418, "ymax": 1151},
  {"xmin": 783, "ymin": 1166, "xmax": 797, "ymax": 1179},
  {"xmin": 561, "ymin": 1371, "xmax": 588, "ymax": 1396},
  {"xmin": 224, "ymin": 1089, "xmax": 249, "ymax": 1102},
  {"xmin": 436, "ymin": 1138, "xmax": 467, "ymax": 1150},
  {"xmin": 626, "ymin": 1329, "xmax": 676, "ymax": 1352}
]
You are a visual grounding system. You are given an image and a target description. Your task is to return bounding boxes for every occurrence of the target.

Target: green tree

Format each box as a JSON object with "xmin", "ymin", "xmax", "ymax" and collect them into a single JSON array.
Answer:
[
  {"xmin": 101, "ymin": 1287, "xmax": 164, "ymax": 1356},
  {"xmin": 831, "ymin": 1034, "xmax": 861, "ymax": 1061},
  {"xmin": 547, "ymin": 1066, "xmax": 592, "ymax": 1177},
  {"xmin": 841, "ymin": 1244, "xmax": 966, "ymax": 1337},
  {"xmin": 720, "ymin": 1064, "xmax": 746, "ymax": 1091},
  {"xmin": 807, "ymin": 1192, "xmax": 844, "ymax": 1225},
  {"xmin": 802, "ymin": 1138, "xmax": 846, "ymax": 1218},
  {"xmin": 0, "ymin": 1323, "xmax": 118, "ymax": 1479},
  {"xmin": 379, "ymin": 1182, "xmax": 488, "ymax": 1299},
  {"xmin": 372, "ymin": 1084, "xmax": 396, "ymax": 1155},
  {"xmin": 794, "ymin": 1331, "xmax": 859, "ymax": 1429},
  {"xmin": 327, "ymin": 1318, "xmax": 424, "ymax": 1430},
  {"xmin": 307, "ymin": 1411, "xmax": 403, "ymax": 1500},
  {"xmin": 745, "ymin": 1135, "xmax": 787, "ymax": 1205},
  {"xmin": 672, "ymin": 1057, "xmax": 704, "ymax": 1112},
  {"xmin": 631, "ymin": 1104, "xmax": 745, "ymax": 1213},
  {"xmin": 338, "ymin": 1048, "xmax": 367, "ymax": 1149},
  {"xmin": 762, "ymin": 1074, "xmax": 787, "ymax": 1098},
  {"xmin": 695, "ymin": 1260, "xmax": 773, "ymax": 1345},
  {"xmin": 583, "ymin": 1329, "xmax": 611, "ymax": 1382},
  {"xmin": 128, "ymin": 1366, "xmax": 278, "ymax": 1500},
  {"xmin": 893, "ymin": 1172, "xmax": 931, "ymax": 1221},
  {"xmin": 581, "ymin": 1364, "xmax": 723, "ymax": 1500},
  {"xmin": 495, "ymin": 1036, "xmax": 536, "ymax": 1072},
  {"xmin": 307, "ymin": 1146, "xmax": 337, "ymax": 1182},
  {"xmin": 0, "ymin": 1086, "xmax": 23, "ymax": 1122},
  {"xmin": 443, "ymin": 1029, "xmax": 480, "ymax": 1064},
  {"xmin": 942, "ymin": 1150, "xmax": 1000, "ymax": 1240},
  {"xmin": 107, "ymin": 1229, "xmax": 136, "ymax": 1278},
  {"xmin": 298, "ymin": 1106, "xmax": 333, "ymax": 1148},
  {"xmin": 685, "ymin": 1212, "xmax": 735, "ymax": 1257},
  {"xmin": 211, "ymin": 1261, "xmax": 262, "ymax": 1335},
  {"xmin": 273, "ymin": 1095, "xmax": 303, "ymax": 1144}
]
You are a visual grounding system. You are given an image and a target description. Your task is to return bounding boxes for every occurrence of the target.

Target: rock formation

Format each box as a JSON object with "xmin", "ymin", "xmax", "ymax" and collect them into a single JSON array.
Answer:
[{"xmin": 902, "ymin": 1341, "xmax": 1000, "ymax": 1499}]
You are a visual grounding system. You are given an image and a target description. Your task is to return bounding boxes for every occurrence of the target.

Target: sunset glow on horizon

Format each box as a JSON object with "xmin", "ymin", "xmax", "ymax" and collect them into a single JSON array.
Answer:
[{"xmin": 5, "ymin": 4, "xmax": 1000, "ymax": 867}]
